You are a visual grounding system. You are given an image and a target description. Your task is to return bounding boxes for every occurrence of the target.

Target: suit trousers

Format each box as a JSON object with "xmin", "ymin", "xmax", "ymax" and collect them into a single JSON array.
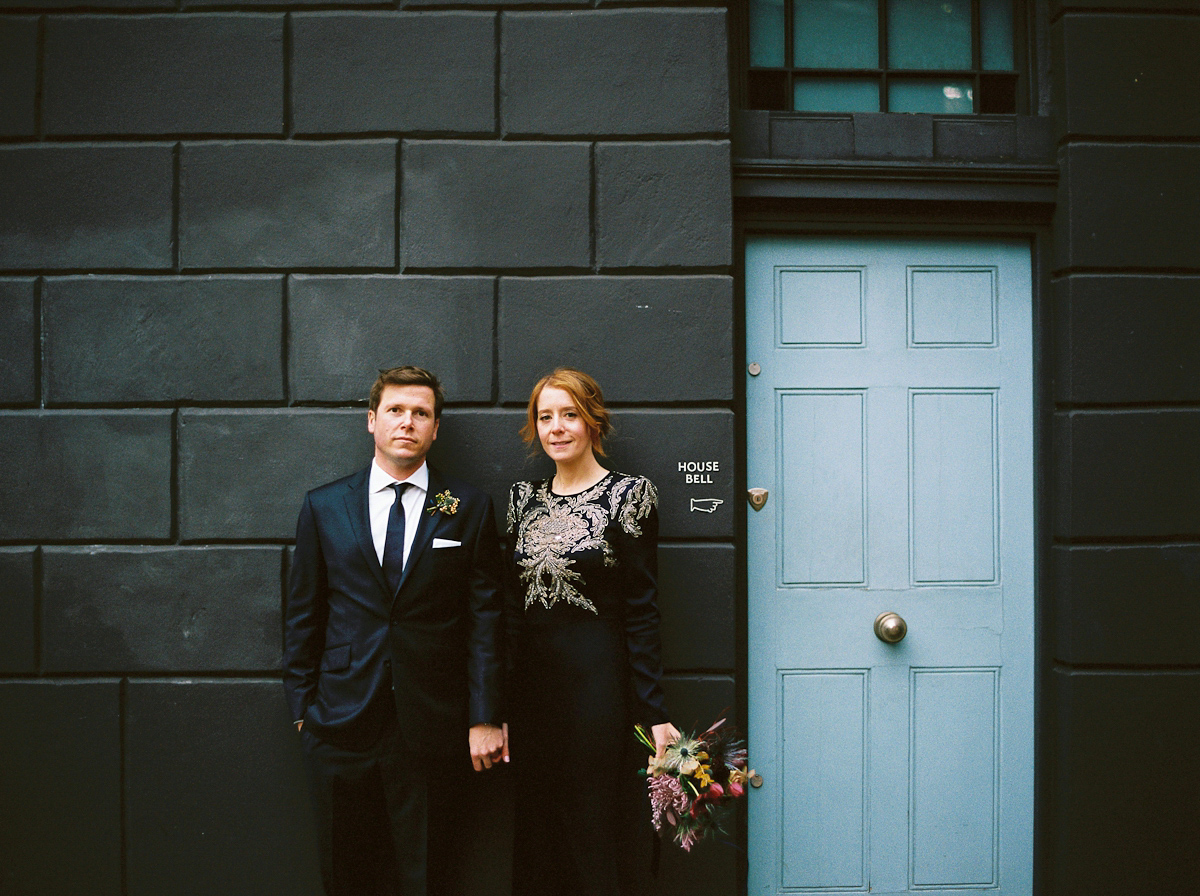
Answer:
[{"xmin": 301, "ymin": 707, "xmax": 466, "ymax": 896}]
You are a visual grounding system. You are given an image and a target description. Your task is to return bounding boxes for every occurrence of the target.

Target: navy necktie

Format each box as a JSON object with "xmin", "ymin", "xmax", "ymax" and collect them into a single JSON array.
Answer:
[{"xmin": 383, "ymin": 482, "xmax": 409, "ymax": 594}]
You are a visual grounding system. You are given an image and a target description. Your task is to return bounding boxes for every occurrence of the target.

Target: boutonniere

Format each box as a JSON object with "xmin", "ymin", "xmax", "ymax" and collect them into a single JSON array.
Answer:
[{"xmin": 428, "ymin": 490, "xmax": 460, "ymax": 516}]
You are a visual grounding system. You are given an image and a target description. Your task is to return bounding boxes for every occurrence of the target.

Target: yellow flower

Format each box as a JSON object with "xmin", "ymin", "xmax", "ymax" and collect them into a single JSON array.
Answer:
[
  {"xmin": 428, "ymin": 490, "xmax": 460, "ymax": 516},
  {"xmin": 692, "ymin": 764, "xmax": 715, "ymax": 788}
]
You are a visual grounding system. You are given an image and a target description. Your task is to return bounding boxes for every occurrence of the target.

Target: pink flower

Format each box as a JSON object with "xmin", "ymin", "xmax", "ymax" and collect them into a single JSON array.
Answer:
[
  {"xmin": 708, "ymin": 782, "xmax": 724, "ymax": 799},
  {"xmin": 648, "ymin": 774, "xmax": 690, "ymax": 831},
  {"xmin": 678, "ymin": 827, "xmax": 700, "ymax": 852},
  {"xmin": 728, "ymin": 780, "xmax": 744, "ymax": 798}
]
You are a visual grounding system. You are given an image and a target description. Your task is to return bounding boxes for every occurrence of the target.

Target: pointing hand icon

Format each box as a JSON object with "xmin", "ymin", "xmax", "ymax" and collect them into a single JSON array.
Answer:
[{"xmin": 689, "ymin": 498, "xmax": 724, "ymax": 514}]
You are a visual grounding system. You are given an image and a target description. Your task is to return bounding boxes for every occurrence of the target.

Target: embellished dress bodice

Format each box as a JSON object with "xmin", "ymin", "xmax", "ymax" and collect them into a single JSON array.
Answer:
[{"xmin": 509, "ymin": 472, "xmax": 657, "ymax": 622}]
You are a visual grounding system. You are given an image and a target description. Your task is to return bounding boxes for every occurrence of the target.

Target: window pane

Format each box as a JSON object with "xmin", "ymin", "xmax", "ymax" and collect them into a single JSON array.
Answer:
[
  {"xmin": 794, "ymin": 0, "xmax": 879, "ymax": 69},
  {"xmin": 887, "ymin": 0, "xmax": 972, "ymax": 70},
  {"xmin": 750, "ymin": 0, "xmax": 787, "ymax": 67},
  {"xmin": 888, "ymin": 77, "xmax": 974, "ymax": 112},
  {"xmin": 980, "ymin": 0, "xmax": 1014, "ymax": 70},
  {"xmin": 795, "ymin": 77, "xmax": 881, "ymax": 112}
]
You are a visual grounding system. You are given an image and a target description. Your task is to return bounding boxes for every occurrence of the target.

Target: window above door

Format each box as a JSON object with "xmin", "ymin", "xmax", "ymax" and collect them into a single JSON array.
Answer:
[{"xmin": 748, "ymin": 0, "xmax": 1024, "ymax": 114}]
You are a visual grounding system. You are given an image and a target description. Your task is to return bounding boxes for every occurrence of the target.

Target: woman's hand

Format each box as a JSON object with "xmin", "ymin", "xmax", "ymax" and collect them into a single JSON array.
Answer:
[{"xmin": 651, "ymin": 721, "xmax": 681, "ymax": 757}]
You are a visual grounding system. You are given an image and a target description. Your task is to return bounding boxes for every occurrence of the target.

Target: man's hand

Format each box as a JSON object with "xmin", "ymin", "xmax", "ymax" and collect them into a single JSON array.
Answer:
[{"xmin": 469, "ymin": 723, "xmax": 506, "ymax": 772}]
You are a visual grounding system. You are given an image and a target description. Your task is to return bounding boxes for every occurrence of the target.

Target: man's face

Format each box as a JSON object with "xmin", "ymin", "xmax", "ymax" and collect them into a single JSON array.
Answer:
[{"xmin": 367, "ymin": 384, "xmax": 440, "ymax": 478}]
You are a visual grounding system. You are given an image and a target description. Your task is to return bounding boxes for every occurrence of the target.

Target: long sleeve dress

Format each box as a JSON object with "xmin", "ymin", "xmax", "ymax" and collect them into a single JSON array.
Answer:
[{"xmin": 507, "ymin": 472, "xmax": 670, "ymax": 896}]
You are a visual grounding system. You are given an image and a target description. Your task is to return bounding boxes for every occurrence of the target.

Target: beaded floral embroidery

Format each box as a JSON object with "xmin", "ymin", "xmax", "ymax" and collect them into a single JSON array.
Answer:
[{"xmin": 509, "ymin": 474, "xmax": 657, "ymax": 613}]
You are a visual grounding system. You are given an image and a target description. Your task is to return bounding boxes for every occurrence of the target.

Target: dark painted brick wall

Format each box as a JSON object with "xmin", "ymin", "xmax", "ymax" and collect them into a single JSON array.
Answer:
[
  {"xmin": 0, "ymin": 3, "xmax": 734, "ymax": 892},
  {"xmin": 43, "ymin": 15, "xmax": 285, "ymax": 136},
  {"xmin": 498, "ymin": 277, "xmax": 734, "ymax": 403},
  {"xmin": 1054, "ymin": 410, "xmax": 1200, "ymax": 539},
  {"xmin": 43, "ymin": 276, "xmax": 284, "ymax": 404},
  {"xmin": 0, "ymin": 16, "xmax": 37, "ymax": 137},
  {"xmin": 1056, "ymin": 15, "xmax": 1200, "ymax": 138},
  {"xmin": 1056, "ymin": 145, "xmax": 1200, "ymax": 270},
  {"xmin": 1054, "ymin": 276, "xmax": 1200, "ymax": 404},
  {"xmin": 0, "ymin": 411, "xmax": 173, "ymax": 541},
  {"xmin": 1049, "ymin": 3, "xmax": 1200, "ymax": 892},
  {"xmin": 0, "ymin": 681, "xmax": 123, "ymax": 895},
  {"xmin": 1050, "ymin": 670, "xmax": 1200, "ymax": 895},
  {"xmin": 402, "ymin": 141, "xmax": 592, "ymax": 268},
  {"xmin": 0, "ymin": 547, "xmax": 36, "ymax": 673},
  {"xmin": 1053, "ymin": 545, "xmax": 1200, "ymax": 666},
  {"xmin": 0, "ymin": 277, "xmax": 36, "ymax": 402},
  {"xmin": 179, "ymin": 141, "xmax": 397, "ymax": 269},
  {"xmin": 0, "ymin": 145, "xmax": 174, "ymax": 269},
  {"xmin": 124, "ymin": 680, "xmax": 322, "ymax": 896},
  {"xmin": 288, "ymin": 276, "xmax": 496, "ymax": 403},
  {"xmin": 595, "ymin": 141, "xmax": 733, "ymax": 267},
  {"xmin": 291, "ymin": 13, "xmax": 496, "ymax": 135},
  {"xmin": 177, "ymin": 409, "xmax": 373, "ymax": 540},
  {"xmin": 42, "ymin": 547, "xmax": 283, "ymax": 673},
  {"xmin": 501, "ymin": 9, "xmax": 729, "ymax": 136}
]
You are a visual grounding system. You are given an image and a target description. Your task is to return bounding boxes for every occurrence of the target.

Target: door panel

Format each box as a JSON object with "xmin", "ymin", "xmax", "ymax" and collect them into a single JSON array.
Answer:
[
  {"xmin": 909, "ymin": 389, "xmax": 997, "ymax": 584},
  {"xmin": 910, "ymin": 667, "xmax": 998, "ymax": 887},
  {"xmin": 781, "ymin": 670, "xmax": 868, "ymax": 890},
  {"xmin": 779, "ymin": 390, "xmax": 866, "ymax": 585},
  {"xmin": 747, "ymin": 236, "xmax": 1033, "ymax": 895}
]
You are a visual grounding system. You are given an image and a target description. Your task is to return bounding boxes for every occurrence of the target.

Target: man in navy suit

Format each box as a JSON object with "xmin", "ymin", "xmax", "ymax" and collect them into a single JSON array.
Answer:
[{"xmin": 283, "ymin": 365, "xmax": 506, "ymax": 896}]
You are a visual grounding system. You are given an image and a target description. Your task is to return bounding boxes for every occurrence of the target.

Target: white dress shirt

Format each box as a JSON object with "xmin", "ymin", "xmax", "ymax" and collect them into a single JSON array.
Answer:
[{"xmin": 368, "ymin": 459, "xmax": 428, "ymax": 570}]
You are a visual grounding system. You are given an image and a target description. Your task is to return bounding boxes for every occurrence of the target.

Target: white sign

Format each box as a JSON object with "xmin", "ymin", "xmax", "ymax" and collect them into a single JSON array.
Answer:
[{"xmin": 678, "ymin": 460, "xmax": 720, "ymax": 484}]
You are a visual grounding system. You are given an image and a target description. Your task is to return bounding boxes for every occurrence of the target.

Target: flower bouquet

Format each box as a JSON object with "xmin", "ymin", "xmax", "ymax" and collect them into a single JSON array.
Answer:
[{"xmin": 635, "ymin": 718, "xmax": 756, "ymax": 852}]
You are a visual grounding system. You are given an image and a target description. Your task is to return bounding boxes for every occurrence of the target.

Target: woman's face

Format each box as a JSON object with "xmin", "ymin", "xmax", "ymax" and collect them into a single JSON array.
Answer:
[{"xmin": 536, "ymin": 386, "xmax": 594, "ymax": 466}]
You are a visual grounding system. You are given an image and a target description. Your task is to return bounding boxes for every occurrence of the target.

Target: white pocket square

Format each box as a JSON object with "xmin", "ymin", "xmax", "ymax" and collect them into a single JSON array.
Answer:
[{"xmin": 432, "ymin": 538, "xmax": 462, "ymax": 549}]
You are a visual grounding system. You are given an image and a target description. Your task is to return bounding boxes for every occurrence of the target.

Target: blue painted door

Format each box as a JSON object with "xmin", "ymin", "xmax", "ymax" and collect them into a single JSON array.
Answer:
[{"xmin": 746, "ymin": 236, "xmax": 1033, "ymax": 895}]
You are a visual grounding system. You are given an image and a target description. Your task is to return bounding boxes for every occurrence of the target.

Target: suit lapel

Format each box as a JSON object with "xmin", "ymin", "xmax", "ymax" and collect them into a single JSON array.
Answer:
[
  {"xmin": 390, "ymin": 465, "xmax": 443, "ymax": 609},
  {"xmin": 343, "ymin": 467, "xmax": 390, "ymax": 598}
]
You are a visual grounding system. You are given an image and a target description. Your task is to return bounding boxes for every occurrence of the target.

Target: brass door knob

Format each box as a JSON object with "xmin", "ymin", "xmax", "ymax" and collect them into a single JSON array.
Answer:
[{"xmin": 874, "ymin": 612, "xmax": 907, "ymax": 644}]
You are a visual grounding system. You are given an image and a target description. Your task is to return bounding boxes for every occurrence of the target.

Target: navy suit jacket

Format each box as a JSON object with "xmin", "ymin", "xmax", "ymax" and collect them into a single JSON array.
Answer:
[{"xmin": 283, "ymin": 463, "xmax": 505, "ymax": 756}]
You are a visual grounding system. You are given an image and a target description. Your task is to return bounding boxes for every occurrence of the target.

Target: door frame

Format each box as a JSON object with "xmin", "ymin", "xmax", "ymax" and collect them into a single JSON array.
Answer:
[{"xmin": 732, "ymin": 206, "xmax": 1055, "ymax": 896}]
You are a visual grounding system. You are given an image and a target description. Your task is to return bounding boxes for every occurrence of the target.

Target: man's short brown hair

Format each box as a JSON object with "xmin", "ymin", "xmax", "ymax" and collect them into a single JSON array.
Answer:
[{"xmin": 369, "ymin": 366, "xmax": 445, "ymax": 417}]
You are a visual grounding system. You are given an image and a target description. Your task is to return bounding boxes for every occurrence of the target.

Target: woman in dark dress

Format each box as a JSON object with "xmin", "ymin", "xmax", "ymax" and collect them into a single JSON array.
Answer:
[{"xmin": 507, "ymin": 368, "xmax": 679, "ymax": 896}]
